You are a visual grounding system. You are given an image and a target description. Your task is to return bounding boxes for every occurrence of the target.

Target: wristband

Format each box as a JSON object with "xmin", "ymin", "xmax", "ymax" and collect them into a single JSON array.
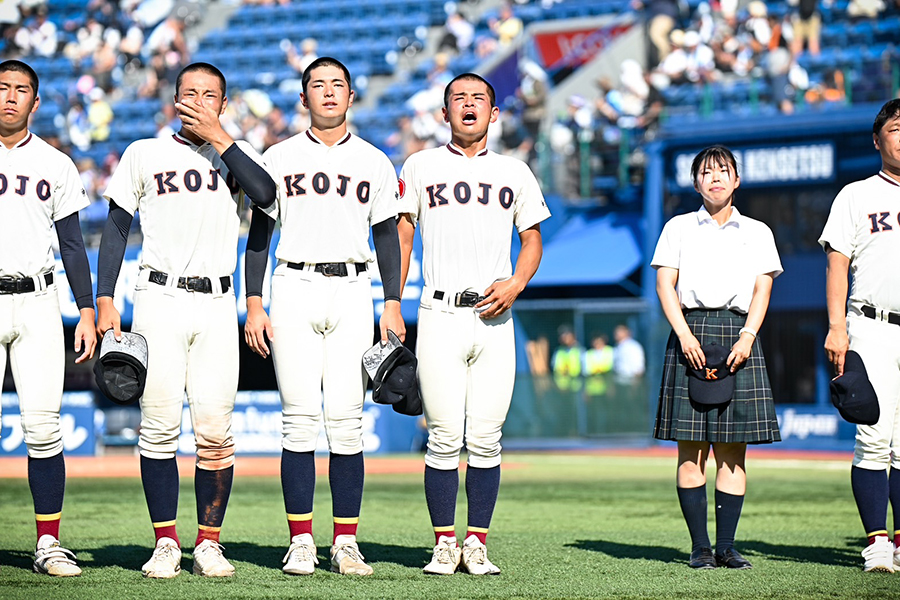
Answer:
[{"xmin": 739, "ymin": 327, "xmax": 757, "ymax": 339}]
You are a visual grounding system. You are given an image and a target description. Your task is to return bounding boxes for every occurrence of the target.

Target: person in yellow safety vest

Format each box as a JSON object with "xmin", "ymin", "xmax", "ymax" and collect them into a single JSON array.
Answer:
[
  {"xmin": 584, "ymin": 333, "xmax": 614, "ymax": 396},
  {"xmin": 552, "ymin": 326, "xmax": 583, "ymax": 391}
]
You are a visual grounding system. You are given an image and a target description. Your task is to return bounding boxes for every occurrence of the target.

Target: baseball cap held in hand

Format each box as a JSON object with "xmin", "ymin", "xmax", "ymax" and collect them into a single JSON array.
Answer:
[
  {"xmin": 362, "ymin": 330, "xmax": 422, "ymax": 416},
  {"xmin": 830, "ymin": 350, "xmax": 879, "ymax": 425},
  {"xmin": 687, "ymin": 343, "xmax": 734, "ymax": 405},
  {"xmin": 93, "ymin": 330, "xmax": 148, "ymax": 405}
]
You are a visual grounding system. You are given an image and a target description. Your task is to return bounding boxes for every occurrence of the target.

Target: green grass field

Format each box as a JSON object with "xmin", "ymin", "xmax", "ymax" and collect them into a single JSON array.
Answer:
[{"xmin": 0, "ymin": 452, "xmax": 896, "ymax": 599}]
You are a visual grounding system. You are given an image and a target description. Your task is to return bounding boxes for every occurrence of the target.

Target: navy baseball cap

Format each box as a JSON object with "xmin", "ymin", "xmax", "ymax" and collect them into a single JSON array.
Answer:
[
  {"xmin": 93, "ymin": 330, "xmax": 148, "ymax": 406},
  {"xmin": 363, "ymin": 331, "xmax": 422, "ymax": 416},
  {"xmin": 830, "ymin": 350, "xmax": 879, "ymax": 425},
  {"xmin": 687, "ymin": 343, "xmax": 734, "ymax": 405}
]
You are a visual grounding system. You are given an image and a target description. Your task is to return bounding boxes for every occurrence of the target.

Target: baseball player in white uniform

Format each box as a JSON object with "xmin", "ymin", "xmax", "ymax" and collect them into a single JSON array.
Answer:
[
  {"xmin": 0, "ymin": 59, "xmax": 96, "ymax": 577},
  {"xmin": 398, "ymin": 73, "xmax": 550, "ymax": 575},
  {"xmin": 820, "ymin": 98, "xmax": 900, "ymax": 573},
  {"xmin": 243, "ymin": 57, "xmax": 403, "ymax": 576},
  {"xmin": 96, "ymin": 63, "xmax": 275, "ymax": 578}
]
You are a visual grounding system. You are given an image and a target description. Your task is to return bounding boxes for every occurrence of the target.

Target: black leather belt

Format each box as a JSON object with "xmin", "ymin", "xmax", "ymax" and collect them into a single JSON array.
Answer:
[
  {"xmin": 861, "ymin": 305, "xmax": 900, "ymax": 326},
  {"xmin": 149, "ymin": 270, "xmax": 230, "ymax": 294},
  {"xmin": 287, "ymin": 262, "xmax": 367, "ymax": 277},
  {"xmin": 433, "ymin": 289, "xmax": 485, "ymax": 308},
  {"xmin": 0, "ymin": 272, "xmax": 53, "ymax": 294}
]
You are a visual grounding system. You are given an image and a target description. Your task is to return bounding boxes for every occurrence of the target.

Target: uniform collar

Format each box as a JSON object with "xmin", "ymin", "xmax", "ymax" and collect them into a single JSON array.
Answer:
[
  {"xmin": 696, "ymin": 204, "xmax": 742, "ymax": 227},
  {"xmin": 446, "ymin": 143, "xmax": 489, "ymax": 158},
  {"xmin": 172, "ymin": 131, "xmax": 206, "ymax": 149},
  {"xmin": 305, "ymin": 129, "xmax": 352, "ymax": 146},
  {"xmin": 1, "ymin": 130, "xmax": 33, "ymax": 151},
  {"xmin": 877, "ymin": 171, "xmax": 900, "ymax": 187}
]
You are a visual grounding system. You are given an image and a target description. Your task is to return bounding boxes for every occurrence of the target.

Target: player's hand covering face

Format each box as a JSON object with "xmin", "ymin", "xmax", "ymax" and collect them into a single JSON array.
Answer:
[
  {"xmin": 442, "ymin": 79, "xmax": 498, "ymax": 139},
  {"xmin": 175, "ymin": 70, "xmax": 226, "ymax": 119},
  {"xmin": 0, "ymin": 70, "xmax": 38, "ymax": 132},
  {"xmin": 693, "ymin": 158, "xmax": 740, "ymax": 209},
  {"xmin": 301, "ymin": 65, "xmax": 353, "ymax": 126}
]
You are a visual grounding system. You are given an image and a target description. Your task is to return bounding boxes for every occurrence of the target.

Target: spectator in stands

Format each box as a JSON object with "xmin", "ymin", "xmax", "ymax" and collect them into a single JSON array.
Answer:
[
  {"xmin": 551, "ymin": 95, "xmax": 594, "ymax": 200},
  {"xmin": 87, "ymin": 87, "xmax": 113, "ymax": 142},
  {"xmin": 633, "ymin": 0, "xmax": 681, "ymax": 66},
  {"xmin": 584, "ymin": 333, "xmax": 614, "ymax": 398},
  {"xmin": 743, "ymin": 1, "xmax": 772, "ymax": 56},
  {"xmin": 497, "ymin": 106, "xmax": 532, "ymax": 162},
  {"xmin": 846, "ymin": 0, "xmax": 886, "ymax": 20},
  {"xmin": 143, "ymin": 16, "xmax": 189, "ymax": 84},
  {"xmin": 613, "ymin": 324, "xmax": 645, "ymax": 381},
  {"xmin": 765, "ymin": 46, "xmax": 797, "ymax": 115},
  {"xmin": 437, "ymin": 10, "xmax": 474, "ymax": 55},
  {"xmin": 489, "ymin": 2, "xmax": 523, "ymax": 47},
  {"xmin": 789, "ymin": 0, "xmax": 821, "ymax": 57},
  {"xmin": 63, "ymin": 16, "xmax": 104, "ymax": 65},
  {"xmin": 262, "ymin": 107, "xmax": 290, "ymax": 151},
  {"xmin": 710, "ymin": 19, "xmax": 754, "ymax": 77},
  {"xmin": 515, "ymin": 58, "xmax": 548, "ymax": 166},
  {"xmin": 657, "ymin": 28, "xmax": 687, "ymax": 83},
  {"xmin": 14, "ymin": 5, "xmax": 58, "ymax": 57},
  {"xmin": 92, "ymin": 39, "xmax": 118, "ymax": 94},
  {"xmin": 427, "ymin": 52, "xmax": 454, "ymax": 89},
  {"xmin": 154, "ymin": 102, "xmax": 179, "ymax": 138},
  {"xmin": 66, "ymin": 99, "xmax": 92, "ymax": 151},
  {"xmin": 0, "ymin": 0, "xmax": 19, "ymax": 52},
  {"xmin": 805, "ymin": 68, "xmax": 846, "ymax": 105},
  {"xmin": 284, "ymin": 37, "xmax": 318, "ymax": 76}
]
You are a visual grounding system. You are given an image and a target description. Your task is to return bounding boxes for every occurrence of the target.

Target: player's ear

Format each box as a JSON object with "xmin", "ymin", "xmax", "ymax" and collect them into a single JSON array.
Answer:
[
  {"xmin": 873, "ymin": 132, "xmax": 881, "ymax": 152},
  {"xmin": 31, "ymin": 95, "xmax": 40, "ymax": 114},
  {"xmin": 442, "ymin": 107, "xmax": 449, "ymax": 123},
  {"xmin": 219, "ymin": 95, "xmax": 228, "ymax": 115},
  {"xmin": 299, "ymin": 92, "xmax": 308, "ymax": 109},
  {"xmin": 489, "ymin": 105, "xmax": 499, "ymax": 123},
  {"xmin": 348, "ymin": 89, "xmax": 355, "ymax": 107}
]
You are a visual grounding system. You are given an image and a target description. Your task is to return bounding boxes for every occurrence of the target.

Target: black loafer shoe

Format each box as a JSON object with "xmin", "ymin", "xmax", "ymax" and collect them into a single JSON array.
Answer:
[
  {"xmin": 689, "ymin": 547, "xmax": 717, "ymax": 569},
  {"xmin": 715, "ymin": 547, "xmax": 752, "ymax": 569}
]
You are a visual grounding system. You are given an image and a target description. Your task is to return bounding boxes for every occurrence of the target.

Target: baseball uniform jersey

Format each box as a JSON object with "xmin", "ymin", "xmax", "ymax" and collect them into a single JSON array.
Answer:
[
  {"xmin": 399, "ymin": 143, "xmax": 550, "ymax": 470},
  {"xmin": 0, "ymin": 132, "xmax": 89, "ymax": 458}
]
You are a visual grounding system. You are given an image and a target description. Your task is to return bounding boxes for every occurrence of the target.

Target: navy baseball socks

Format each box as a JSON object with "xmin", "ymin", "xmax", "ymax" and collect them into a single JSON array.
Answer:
[
  {"xmin": 329, "ymin": 452, "xmax": 364, "ymax": 542},
  {"xmin": 425, "ymin": 466, "xmax": 459, "ymax": 545},
  {"xmin": 28, "ymin": 453, "xmax": 66, "ymax": 542},
  {"xmin": 465, "ymin": 465, "xmax": 500, "ymax": 545},
  {"xmin": 282, "ymin": 449, "xmax": 316, "ymax": 540},
  {"xmin": 195, "ymin": 465, "xmax": 233, "ymax": 545},
  {"xmin": 140, "ymin": 455, "xmax": 180, "ymax": 545},
  {"xmin": 852, "ymin": 466, "xmax": 896, "ymax": 572}
]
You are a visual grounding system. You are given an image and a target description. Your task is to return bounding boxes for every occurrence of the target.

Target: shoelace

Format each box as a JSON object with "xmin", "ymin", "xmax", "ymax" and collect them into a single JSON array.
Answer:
[
  {"xmin": 37, "ymin": 544, "xmax": 77, "ymax": 565},
  {"xmin": 153, "ymin": 544, "xmax": 178, "ymax": 561},
  {"xmin": 197, "ymin": 541, "xmax": 226, "ymax": 560},
  {"xmin": 433, "ymin": 543, "xmax": 457, "ymax": 564},
  {"xmin": 283, "ymin": 541, "xmax": 318, "ymax": 564},
  {"xmin": 465, "ymin": 544, "xmax": 487, "ymax": 564},
  {"xmin": 336, "ymin": 543, "xmax": 365, "ymax": 564}
]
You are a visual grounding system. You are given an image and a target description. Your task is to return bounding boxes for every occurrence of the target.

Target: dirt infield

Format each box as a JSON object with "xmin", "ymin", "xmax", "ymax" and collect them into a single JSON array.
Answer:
[{"xmin": 0, "ymin": 446, "xmax": 851, "ymax": 479}]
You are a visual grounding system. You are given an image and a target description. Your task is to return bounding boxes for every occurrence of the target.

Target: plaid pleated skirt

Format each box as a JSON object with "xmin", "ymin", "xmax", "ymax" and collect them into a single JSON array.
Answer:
[{"xmin": 653, "ymin": 309, "xmax": 781, "ymax": 444}]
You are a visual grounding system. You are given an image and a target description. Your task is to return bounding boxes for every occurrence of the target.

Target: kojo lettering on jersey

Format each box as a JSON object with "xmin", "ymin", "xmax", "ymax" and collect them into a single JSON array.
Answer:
[
  {"xmin": 425, "ymin": 181, "xmax": 514, "ymax": 209},
  {"xmin": 152, "ymin": 169, "xmax": 240, "ymax": 195},
  {"xmin": 282, "ymin": 172, "xmax": 371, "ymax": 203},
  {"xmin": 0, "ymin": 173, "xmax": 51, "ymax": 200}
]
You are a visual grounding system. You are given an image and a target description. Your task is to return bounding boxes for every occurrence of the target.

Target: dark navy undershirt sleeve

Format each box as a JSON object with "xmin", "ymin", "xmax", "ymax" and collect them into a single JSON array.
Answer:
[
  {"xmin": 220, "ymin": 143, "xmax": 276, "ymax": 209},
  {"xmin": 54, "ymin": 212, "xmax": 94, "ymax": 310},
  {"xmin": 245, "ymin": 207, "xmax": 275, "ymax": 298},
  {"xmin": 372, "ymin": 216, "xmax": 401, "ymax": 303},
  {"xmin": 96, "ymin": 201, "xmax": 133, "ymax": 298}
]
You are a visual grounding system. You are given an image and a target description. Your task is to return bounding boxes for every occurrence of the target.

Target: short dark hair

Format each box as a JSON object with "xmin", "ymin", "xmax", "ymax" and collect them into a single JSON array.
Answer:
[
  {"xmin": 175, "ymin": 62, "xmax": 226, "ymax": 97},
  {"xmin": 691, "ymin": 144, "xmax": 739, "ymax": 186},
  {"xmin": 0, "ymin": 60, "xmax": 39, "ymax": 96},
  {"xmin": 873, "ymin": 98, "xmax": 900, "ymax": 135},
  {"xmin": 302, "ymin": 57, "xmax": 352, "ymax": 94},
  {"xmin": 443, "ymin": 73, "xmax": 495, "ymax": 108}
]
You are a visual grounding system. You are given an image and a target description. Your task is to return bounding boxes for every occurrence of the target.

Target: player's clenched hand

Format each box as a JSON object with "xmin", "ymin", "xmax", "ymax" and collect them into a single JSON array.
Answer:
[
  {"xmin": 825, "ymin": 327, "xmax": 849, "ymax": 376},
  {"xmin": 176, "ymin": 100, "xmax": 231, "ymax": 149},
  {"xmin": 245, "ymin": 298, "xmax": 273, "ymax": 358},
  {"xmin": 96, "ymin": 296, "xmax": 122, "ymax": 340},
  {"xmin": 74, "ymin": 307, "xmax": 97, "ymax": 363},
  {"xmin": 380, "ymin": 300, "xmax": 405, "ymax": 343},
  {"xmin": 477, "ymin": 276, "xmax": 525, "ymax": 320},
  {"xmin": 728, "ymin": 335, "xmax": 753, "ymax": 372},
  {"xmin": 678, "ymin": 332, "xmax": 704, "ymax": 370}
]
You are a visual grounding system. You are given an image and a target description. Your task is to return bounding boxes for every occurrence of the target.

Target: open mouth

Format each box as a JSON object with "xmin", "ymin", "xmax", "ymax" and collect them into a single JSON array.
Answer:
[{"xmin": 462, "ymin": 111, "xmax": 477, "ymax": 124}]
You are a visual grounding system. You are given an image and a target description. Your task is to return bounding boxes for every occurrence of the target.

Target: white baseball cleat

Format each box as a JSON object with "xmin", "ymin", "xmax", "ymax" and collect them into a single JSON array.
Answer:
[
  {"xmin": 423, "ymin": 535, "xmax": 461, "ymax": 575},
  {"xmin": 33, "ymin": 535, "xmax": 81, "ymax": 577},
  {"xmin": 460, "ymin": 534, "xmax": 501, "ymax": 575},
  {"xmin": 894, "ymin": 543, "xmax": 900, "ymax": 570},
  {"xmin": 330, "ymin": 535, "xmax": 373, "ymax": 575},
  {"xmin": 193, "ymin": 539, "xmax": 235, "ymax": 577},
  {"xmin": 283, "ymin": 533, "xmax": 319, "ymax": 575},
  {"xmin": 862, "ymin": 536, "xmax": 894, "ymax": 573},
  {"xmin": 142, "ymin": 537, "xmax": 182, "ymax": 578}
]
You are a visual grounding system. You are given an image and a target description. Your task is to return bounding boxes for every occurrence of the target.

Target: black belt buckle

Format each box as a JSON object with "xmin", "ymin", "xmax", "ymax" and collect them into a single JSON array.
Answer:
[
  {"xmin": 454, "ymin": 290, "xmax": 484, "ymax": 308},
  {"xmin": 181, "ymin": 276, "xmax": 212, "ymax": 293},
  {"xmin": 317, "ymin": 263, "xmax": 348, "ymax": 277}
]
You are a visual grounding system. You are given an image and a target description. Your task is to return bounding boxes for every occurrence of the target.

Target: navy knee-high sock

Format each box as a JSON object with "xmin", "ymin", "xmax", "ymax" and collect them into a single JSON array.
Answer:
[
  {"xmin": 677, "ymin": 485, "xmax": 711, "ymax": 551},
  {"xmin": 465, "ymin": 465, "xmax": 501, "ymax": 544},
  {"xmin": 28, "ymin": 452, "xmax": 66, "ymax": 541},
  {"xmin": 282, "ymin": 449, "xmax": 316, "ymax": 540},
  {"xmin": 888, "ymin": 468, "xmax": 900, "ymax": 541},
  {"xmin": 141, "ymin": 455, "xmax": 180, "ymax": 545},
  {"xmin": 195, "ymin": 465, "xmax": 234, "ymax": 545},
  {"xmin": 714, "ymin": 489, "xmax": 744, "ymax": 552},
  {"xmin": 329, "ymin": 452, "xmax": 364, "ymax": 542},
  {"xmin": 425, "ymin": 465, "xmax": 459, "ymax": 544},
  {"xmin": 851, "ymin": 466, "xmax": 889, "ymax": 540}
]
